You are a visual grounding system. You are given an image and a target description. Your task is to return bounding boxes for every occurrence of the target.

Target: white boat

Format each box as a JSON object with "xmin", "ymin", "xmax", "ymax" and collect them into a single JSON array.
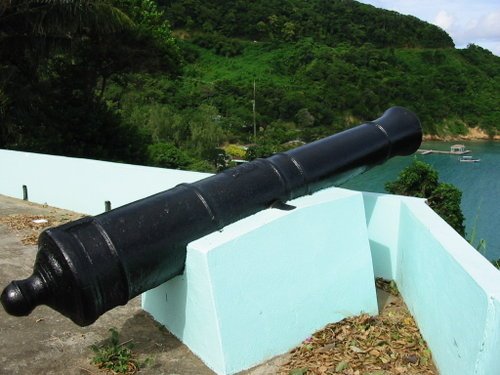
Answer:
[{"xmin": 459, "ymin": 155, "xmax": 480, "ymax": 163}]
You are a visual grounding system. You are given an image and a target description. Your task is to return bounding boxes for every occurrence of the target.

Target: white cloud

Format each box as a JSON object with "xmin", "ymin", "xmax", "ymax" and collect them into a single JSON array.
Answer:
[
  {"xmin": 434, "ymin": 10, "xmax": 455, "ymax": 31},
  {"xmin": 356, "ymin": 0, "xmax": 500, "ymax": 55},
  {"xmin": 451, "ymin": 11, "xmax": 500, "ymax": 51},
  {"xmin": 467, "ymin": 12, "xmax": 500, "ymax": 39}
]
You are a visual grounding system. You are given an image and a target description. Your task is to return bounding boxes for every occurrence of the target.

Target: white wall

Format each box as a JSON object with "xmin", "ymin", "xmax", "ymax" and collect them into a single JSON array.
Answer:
[
  {"xmin": 363, "ymin": 189, "xmax": 500, "ymax": 375},
  {"xmin": 0, "ymin": 149, "xmax": 210, "ymax": 215}
]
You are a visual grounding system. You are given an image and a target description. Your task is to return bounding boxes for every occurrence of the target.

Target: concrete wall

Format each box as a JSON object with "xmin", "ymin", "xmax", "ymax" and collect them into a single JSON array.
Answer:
[
  {"xmin": 0, "ymin": 149, "xmax": 209, "ymax": 215},
  {"xmin": 143, "ymin": 188, "xmax": 379, "ymax": 374},
  {"xmin": 1, "ymin": 149, "xmax": 499, "ymax": 375},
  {"xmin": 361, "ymin": 192, "xmax": 408, "ymax": 280},
  {"xmin": 397, "ymin": 200, "xmax": 500, "ymax": 375},
  {"xmin": 363, "ymin": 190, "xmax": 500, "ymax": 375}
]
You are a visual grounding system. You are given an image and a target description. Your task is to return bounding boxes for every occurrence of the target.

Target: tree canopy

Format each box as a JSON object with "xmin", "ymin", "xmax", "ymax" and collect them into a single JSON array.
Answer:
[
  {"xmin": 1, "ymin": 0, "xmax": 498, "ymax": 172},
  {"xmin": 158, "ymin": 0, "xmax": 454, "ymax": 48},
  {"xmin": 385, "ymin": 160, "xmax": 465, "ymax": 236},
  {"xmin": 0, "ymin": 0, "xmax": 181, "ymax": 163}
]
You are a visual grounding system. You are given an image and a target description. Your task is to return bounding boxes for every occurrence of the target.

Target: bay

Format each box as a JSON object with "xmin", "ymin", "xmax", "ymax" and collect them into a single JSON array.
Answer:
[{"xmin": 341, "ymin": 141, "xmax": 500, "ymax": 261}]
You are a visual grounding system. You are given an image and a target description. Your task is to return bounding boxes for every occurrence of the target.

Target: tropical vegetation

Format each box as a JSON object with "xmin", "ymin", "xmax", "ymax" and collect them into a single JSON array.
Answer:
[
  {"xmin": 1, "ymin": 0, "xmax": 180, "ymax": 164},
  {"xmin": 385, "ymin": 160, "xmax": 500, "ymax": 268},
  {"xmin": 385, "ymin": 160, "xmax": 465, "ymax": 235},
  {"xmin": 1, "ymin": 0, "xmax": 499, "ymax": 171}
]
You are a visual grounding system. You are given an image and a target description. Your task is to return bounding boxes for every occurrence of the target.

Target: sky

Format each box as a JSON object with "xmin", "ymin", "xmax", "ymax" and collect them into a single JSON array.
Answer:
[{"xmin": 356, "ymin": 0, "xmax": 500, "ymax": 56}]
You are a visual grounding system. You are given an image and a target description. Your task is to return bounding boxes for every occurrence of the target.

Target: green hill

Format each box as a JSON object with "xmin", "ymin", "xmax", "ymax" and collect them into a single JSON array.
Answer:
[
  {"xmin": 159, "ymin": 0, "xmax": 454, "ymax": 48},
  {"xmin": 1, "ymin": 0, "xmax": 498, "ymax": 171},
  {"xmin": 106, "ymin": 0, "xmax": 499, "ymax": 168}
]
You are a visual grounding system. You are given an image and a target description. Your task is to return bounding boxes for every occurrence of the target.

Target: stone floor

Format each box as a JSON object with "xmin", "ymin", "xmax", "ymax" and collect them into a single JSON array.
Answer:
[
  {"xmin": 0, "ymin": 194, "xmax": 400, "ymax": 375},
  {"xmin": 0, "ymin": 195, "xmax": 289, "ymax": 375}
]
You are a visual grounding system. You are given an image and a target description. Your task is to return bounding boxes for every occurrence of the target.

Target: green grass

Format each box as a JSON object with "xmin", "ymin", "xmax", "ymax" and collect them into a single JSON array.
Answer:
[
  {"xmin": 90, "ymin": 328, "xmax": 147, "ymax": 374},
  {"xmin": 185, "ymin": 43, "xmax": 300, "ymax": 87}
]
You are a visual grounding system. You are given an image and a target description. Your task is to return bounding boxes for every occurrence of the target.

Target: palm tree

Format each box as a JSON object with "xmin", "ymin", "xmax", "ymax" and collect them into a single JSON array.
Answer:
[
  {"xmin": 0, "ymin": 0, "xmax": 133, "ymax": 148},
  {"xmin": 0, "ymin": 0, "xmax": 132, "ymax": 55}
]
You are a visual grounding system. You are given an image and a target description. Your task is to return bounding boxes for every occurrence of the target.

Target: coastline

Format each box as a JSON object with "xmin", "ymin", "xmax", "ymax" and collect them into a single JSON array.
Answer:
[{"xmin": 423, "ymin": 127, "xmax": 500, "ymax": 142}]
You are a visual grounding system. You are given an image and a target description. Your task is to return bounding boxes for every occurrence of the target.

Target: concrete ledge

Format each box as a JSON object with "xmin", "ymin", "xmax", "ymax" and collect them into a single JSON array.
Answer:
[
  {"xmin": 0, "ymin": 149, "xmax": 209, "ymax": 215},
  {"xmin": 142, "ymin": 188, "xmax": 379, "ymax": 374},
  {"xmin": 397, "ymin": 200, "xmax": 500, "ymax": 375},
  {"xmin": 362, "ymin": 190, "xmax": 500, "ymax": 375}
]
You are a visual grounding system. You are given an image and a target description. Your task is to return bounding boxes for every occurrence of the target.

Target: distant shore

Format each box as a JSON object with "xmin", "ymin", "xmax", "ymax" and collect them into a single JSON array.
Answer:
[{"xmin": 423, "ymin": 127, "xmax": 500, "ymax": 142}]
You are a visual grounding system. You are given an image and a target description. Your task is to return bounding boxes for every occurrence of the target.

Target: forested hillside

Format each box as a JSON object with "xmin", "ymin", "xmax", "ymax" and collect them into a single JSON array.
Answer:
[
  {"xmin": 159, "ymin": 0, "xmax": 454, "ymax": 48},
  {"xmin": 1, "ymin": 0, "xmax": 499, "ymax": 171}
]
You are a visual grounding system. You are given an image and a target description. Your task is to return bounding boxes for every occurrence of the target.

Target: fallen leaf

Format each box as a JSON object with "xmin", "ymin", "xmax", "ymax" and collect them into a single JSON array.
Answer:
[
  {"xmin": 278, "ymin": 279, "xmax": 438, "ymax": 375},
  {"xmin": 335, "ymin": 361, "xmax": 349, "ymax": 371},
  {"xmin": 289, "ymin": 368, "xmax": 308, "ymax": 375},
  {"xmin": 350, "ymin": 345, "xmax": 364, "ymax": 353}
]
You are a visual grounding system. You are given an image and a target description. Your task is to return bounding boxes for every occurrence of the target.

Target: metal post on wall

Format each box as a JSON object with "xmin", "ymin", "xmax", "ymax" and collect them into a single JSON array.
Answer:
[{"xmin": 22, "ymin": 185, "xmax": 28, "ymax": 201}]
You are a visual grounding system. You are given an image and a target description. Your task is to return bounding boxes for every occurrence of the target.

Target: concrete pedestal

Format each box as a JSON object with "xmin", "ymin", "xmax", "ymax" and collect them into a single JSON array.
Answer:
[{"xmin": 142, "ymin": 188, "xmax": 378, "ymax": 374}]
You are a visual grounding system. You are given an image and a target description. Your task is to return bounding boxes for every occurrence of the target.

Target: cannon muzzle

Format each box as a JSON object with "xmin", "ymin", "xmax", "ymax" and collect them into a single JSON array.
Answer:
[{"xmin": 1, "ymin": 106, "xmax": 421, "ymax": 326}]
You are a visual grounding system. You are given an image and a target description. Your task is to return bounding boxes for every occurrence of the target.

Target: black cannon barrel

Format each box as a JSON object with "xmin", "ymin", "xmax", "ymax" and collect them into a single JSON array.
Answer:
[{"xmin": 1, "ymin": 106, "xmax": 421, "ymax": 326}]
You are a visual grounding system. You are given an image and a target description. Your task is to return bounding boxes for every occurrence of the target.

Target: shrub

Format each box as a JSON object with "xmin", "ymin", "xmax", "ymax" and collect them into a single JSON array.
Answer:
[
  {"xmin": 385, "ymin": 160, "xmax": 438, "ymax": 198},
  {"xmin": 428, "ymin": 183, "xmax": 465, "ymax": 236},
  {"xmin": 147, "ymin": 142, "xmax": 191, "ymax": 169},
  {"xmin": 223, "ymin": 144, "xmax": 247, "ymax": 159},
  {"xmin": 91, "ymin": 328, "xmax": 139, "ymax": 374},
  {"xmin": 385, "ymin": 160, "xmax": 465, "ymax": 236}
]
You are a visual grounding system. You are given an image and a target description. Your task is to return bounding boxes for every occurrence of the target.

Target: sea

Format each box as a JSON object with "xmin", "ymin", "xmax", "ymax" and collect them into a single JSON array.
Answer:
[{"xmin": 341, "ymin": 141, "xmax": 500, "ymax": 261}]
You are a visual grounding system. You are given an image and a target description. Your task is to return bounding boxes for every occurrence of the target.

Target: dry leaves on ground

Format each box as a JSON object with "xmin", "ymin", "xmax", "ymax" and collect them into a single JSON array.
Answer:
[
  {"xmin": 279, "ymin": 280, "xmax": 438, "ymax": 375},
  {"xmin": 0, "ymin": 213, "xmax": 84, "ymax": 245}
]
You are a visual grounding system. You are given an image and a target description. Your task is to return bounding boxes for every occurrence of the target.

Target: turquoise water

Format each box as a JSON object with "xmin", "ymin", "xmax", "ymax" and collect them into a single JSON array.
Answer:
[{"xmin": 341, "ymin": 141, "xmax": 500, "ymax": 261}]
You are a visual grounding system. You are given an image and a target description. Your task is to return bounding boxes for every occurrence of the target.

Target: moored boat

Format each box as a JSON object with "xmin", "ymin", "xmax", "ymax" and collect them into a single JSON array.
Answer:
[{"xmin": 459, "ymin": 155, "xmax": 480, "ymax": 163}]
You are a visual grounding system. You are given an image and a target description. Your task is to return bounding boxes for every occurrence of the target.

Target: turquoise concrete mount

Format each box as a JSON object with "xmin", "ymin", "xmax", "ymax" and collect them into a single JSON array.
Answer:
[
  {"xmin": 142, "ymin": 188, "xmax": 379, "ymax": 374},
  {"xmin": 1, "ymin": 149, "xmax": 499, "ymax": 375},
  {"xmin": 144, "ymin": 189, "xmax": 500, "ymax": 375},
  {"xmin": 363, "ymin": 192, "xmax": 500, "ymax": 375}
]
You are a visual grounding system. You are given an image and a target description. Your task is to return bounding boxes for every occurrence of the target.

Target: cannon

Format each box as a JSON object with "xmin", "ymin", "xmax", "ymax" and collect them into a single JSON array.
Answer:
[{"xmin": 1, "ymin": 106, "xmax": 421, "ymax": 326}]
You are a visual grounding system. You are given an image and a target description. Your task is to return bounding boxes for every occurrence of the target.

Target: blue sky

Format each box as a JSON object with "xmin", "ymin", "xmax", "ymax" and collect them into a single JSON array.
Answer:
[{"xmin": 357, "ymin": 0, "xmax": 500, "ymax": 56}]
